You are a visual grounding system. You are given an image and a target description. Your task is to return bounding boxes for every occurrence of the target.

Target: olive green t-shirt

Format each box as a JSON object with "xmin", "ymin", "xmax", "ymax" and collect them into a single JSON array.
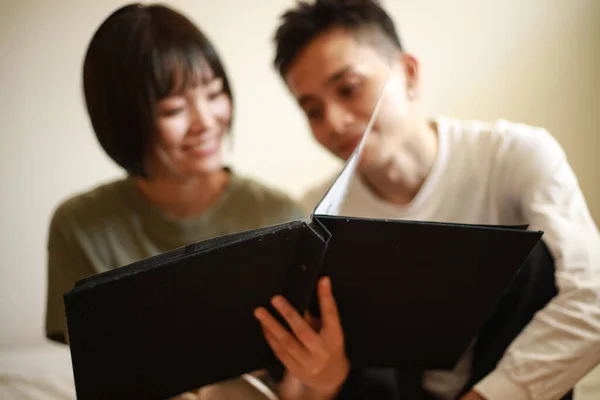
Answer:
[{"xmin": 45, "ymin": 172, "xmax": 305, "ymax": 339}]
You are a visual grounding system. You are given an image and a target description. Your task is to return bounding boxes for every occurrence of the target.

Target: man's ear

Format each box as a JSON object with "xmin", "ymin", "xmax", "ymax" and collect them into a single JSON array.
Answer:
[{"xmin": 400, "ymin": 52, "xmax": 420, "ymax": 100}]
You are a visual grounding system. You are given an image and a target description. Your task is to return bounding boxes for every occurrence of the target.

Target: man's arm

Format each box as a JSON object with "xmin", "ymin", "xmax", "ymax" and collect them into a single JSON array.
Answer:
[{"xmin": 473, "ymin": 129, "xmax": 600, "ymax": 400}]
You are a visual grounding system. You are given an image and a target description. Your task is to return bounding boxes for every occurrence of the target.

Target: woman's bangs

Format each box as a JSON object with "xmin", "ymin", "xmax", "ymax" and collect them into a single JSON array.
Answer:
[{"xmin": 150, "ymin": 44, "xmax": 207, "ymax": 99}]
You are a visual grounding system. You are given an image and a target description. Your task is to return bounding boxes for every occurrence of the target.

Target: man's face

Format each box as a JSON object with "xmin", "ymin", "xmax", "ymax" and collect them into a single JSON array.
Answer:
[{"xmin": 285, "ymin": 28, "xmax": 418, "ymax": 171}]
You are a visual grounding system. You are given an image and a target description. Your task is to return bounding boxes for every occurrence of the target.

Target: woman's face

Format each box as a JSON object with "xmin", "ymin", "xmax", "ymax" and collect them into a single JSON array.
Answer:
[{"xmin": 151, "ymin": 67, "xmax": 232, "ymax": 178}]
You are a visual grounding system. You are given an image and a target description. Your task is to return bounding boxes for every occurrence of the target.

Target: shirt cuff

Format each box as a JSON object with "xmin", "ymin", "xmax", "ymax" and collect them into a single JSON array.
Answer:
[
  {"xmin": 241, "ymin": 374, "xmax": 278, "ymax": 400},
  {"xmin": 474, "ymin": 368, "xmax": 529, "ymax": 400}
]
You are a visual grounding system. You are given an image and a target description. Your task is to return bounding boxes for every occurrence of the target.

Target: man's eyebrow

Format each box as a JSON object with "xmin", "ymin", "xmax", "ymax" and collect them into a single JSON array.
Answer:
[
  {"xmin": 326, "ymin": 65, "xmax": 352, "ymax": 85},
  {"xmin": 297, "ymin": 66, "xmax": 352, "ymax": 107}
]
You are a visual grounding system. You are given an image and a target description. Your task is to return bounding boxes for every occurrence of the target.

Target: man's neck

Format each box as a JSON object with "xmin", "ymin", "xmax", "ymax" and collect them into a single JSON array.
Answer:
[
  {"xmin": 361, "ymin": 121, "xmax": 438, "ymax": 206},
  {"xmin": 135, "ymin": 169, "xmax": 231, "ymax": 219}
]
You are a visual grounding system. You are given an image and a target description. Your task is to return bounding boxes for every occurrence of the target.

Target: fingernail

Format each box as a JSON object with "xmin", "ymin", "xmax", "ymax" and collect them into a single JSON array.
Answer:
[
  {"xmin": 272, "ymin": 296, "xmax": 284, "ymax": 307},
  {"xmin": 254, "ymin": 308, "xmax": 265, "ymax": 319},
  {"xmin": 321, "ymin": 276, "xmax": 331, "ymax": 288}
]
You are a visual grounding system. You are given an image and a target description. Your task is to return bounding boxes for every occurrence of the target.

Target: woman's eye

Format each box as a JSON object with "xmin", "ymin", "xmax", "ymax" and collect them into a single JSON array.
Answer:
[
  {"xmin": 161, "ymin": 107, "xmax": 185, "ymax": 117},
  {"xmin": 207, "ymin": 91, "xmax": 224, "ymax": 101},
  {"xmin": 206, "ymin": 79, "xmax": 224, "ymax": 100}
]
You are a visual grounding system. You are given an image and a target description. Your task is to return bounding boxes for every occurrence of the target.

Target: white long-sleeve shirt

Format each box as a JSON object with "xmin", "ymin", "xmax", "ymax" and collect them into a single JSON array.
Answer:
[{"xmin": 301, "ymin": 116, "xmax": 600, "ymax": 400}]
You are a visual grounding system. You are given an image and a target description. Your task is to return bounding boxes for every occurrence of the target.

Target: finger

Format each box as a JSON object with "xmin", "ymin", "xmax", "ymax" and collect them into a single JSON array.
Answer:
[
  {"xmin": 318, "ymin": 277, "xmax": 343, "ymax": 338},
  {"xmin": 254, "ymin": 307, "xmax": 311, "ymax": 363},
  {"xmin": 271, "ymin": 296, "xmax": 325, "ymax": 355},
  {"xmin": 262, "ymin": 328, "xmax": 305, "ymax": 375},
  {"xmin": 303, "ymin": 309, "xmax": 311, "ymax": 323},
  {"xmin": 304, "ymin": 309, "xmax": 322, "ymax": 332}
]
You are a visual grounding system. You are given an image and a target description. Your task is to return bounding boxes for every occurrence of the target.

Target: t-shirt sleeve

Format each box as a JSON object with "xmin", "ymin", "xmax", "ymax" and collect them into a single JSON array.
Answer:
[{"xmin": 45, "ymin": 202, "xmax": 97, "ymax": 343}]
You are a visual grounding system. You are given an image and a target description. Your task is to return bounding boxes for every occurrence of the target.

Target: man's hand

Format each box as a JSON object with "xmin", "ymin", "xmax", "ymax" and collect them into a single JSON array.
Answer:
[
  {"xmin": 460, "ymin": 390, "xmax": 487, "ymax": 400},
  {"xmin": 254, "ymin": 277, "xmax": 349, "ymax": 400}
]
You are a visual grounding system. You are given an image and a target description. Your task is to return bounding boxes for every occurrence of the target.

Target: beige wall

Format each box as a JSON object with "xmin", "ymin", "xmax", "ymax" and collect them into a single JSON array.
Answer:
[{"xmin": 0, "ymin": 0, "xmax": 598, "ymax": 346}]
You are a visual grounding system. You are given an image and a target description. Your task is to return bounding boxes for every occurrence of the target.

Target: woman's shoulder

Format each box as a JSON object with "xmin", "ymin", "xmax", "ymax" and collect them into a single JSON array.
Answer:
[
  {"xmin": 229, "ymin": 174, "xmax": 307, "ymax": 222},
  {"xmin": 49, "ymin": 177, "xmax": 131, "ymax": 233}
]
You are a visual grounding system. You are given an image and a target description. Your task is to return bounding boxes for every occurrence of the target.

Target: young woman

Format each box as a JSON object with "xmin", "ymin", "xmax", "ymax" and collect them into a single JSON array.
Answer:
[{"xmin": 45, "ymin": 3, "xmax": 302, "ymax": 398}]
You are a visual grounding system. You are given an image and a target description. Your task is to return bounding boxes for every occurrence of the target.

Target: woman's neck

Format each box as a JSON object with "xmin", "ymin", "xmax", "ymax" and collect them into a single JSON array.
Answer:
[
  {"xmin": 361, "ymin": 119, "xmax": 438, "ymax": 206},
  {"xmin": 134, "ymin": 168, "xmax": 232, "ymax": 219}
]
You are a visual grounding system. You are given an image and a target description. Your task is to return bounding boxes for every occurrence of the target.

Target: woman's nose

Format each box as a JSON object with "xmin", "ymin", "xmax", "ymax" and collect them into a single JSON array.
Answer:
[{"xmin": 188, "ymin": 99, "xmax": 215, "ymax": 133}]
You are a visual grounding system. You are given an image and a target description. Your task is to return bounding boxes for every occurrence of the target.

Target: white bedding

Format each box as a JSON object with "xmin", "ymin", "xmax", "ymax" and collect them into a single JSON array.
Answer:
[{"xmin": 0, "ymin": 340, "xmax": 75, "ymax": 400}]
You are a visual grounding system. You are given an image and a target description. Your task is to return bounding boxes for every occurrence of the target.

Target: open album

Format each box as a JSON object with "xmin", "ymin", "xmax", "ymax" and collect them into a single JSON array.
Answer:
[{"xmin": 63, "ymin": 78, "xmax": 544, "ymax": 400}]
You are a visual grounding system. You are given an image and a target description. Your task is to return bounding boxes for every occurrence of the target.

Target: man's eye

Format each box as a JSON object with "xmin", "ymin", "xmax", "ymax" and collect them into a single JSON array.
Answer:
[
  {"xmin": 306, "ymin": 108, "xmax": 323, "ymax": 120},
  {"xmin": 338, "ymin": 82, "xmax": 359, "ymax": 98}
]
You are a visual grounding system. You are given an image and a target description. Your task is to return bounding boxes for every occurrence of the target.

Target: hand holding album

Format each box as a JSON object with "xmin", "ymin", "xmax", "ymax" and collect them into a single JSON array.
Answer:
[{"xmin": 256, "ymin": 277, "xmax": 349, "ymax": 399}]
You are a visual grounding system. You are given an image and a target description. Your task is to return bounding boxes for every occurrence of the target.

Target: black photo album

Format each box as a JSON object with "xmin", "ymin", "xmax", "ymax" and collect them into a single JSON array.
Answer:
[{"xmin": 63, "ymin": 78, "xmax": 543, "ymax": 399}]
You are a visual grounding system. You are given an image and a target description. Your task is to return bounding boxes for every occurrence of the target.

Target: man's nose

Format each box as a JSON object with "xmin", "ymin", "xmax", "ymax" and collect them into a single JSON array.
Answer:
[{"xmin": 324, "ymin": 103, "xmax": 354, "ymax": 137}]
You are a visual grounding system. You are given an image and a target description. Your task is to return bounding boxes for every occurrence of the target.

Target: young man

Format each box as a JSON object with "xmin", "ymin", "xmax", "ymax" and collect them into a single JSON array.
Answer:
[{"xmin": 253, "ymin": 1, "xmax": 600, "ymax": 399}]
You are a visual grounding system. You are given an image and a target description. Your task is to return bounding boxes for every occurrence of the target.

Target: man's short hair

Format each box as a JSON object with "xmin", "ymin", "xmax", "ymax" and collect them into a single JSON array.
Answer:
[
  {"xmin": 83, "ymin": 3, "xmax": 233, "ymax": 178},
  {"xmin": 273, "ymin": 0, "xmax": 403, "ymax": 77}
]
